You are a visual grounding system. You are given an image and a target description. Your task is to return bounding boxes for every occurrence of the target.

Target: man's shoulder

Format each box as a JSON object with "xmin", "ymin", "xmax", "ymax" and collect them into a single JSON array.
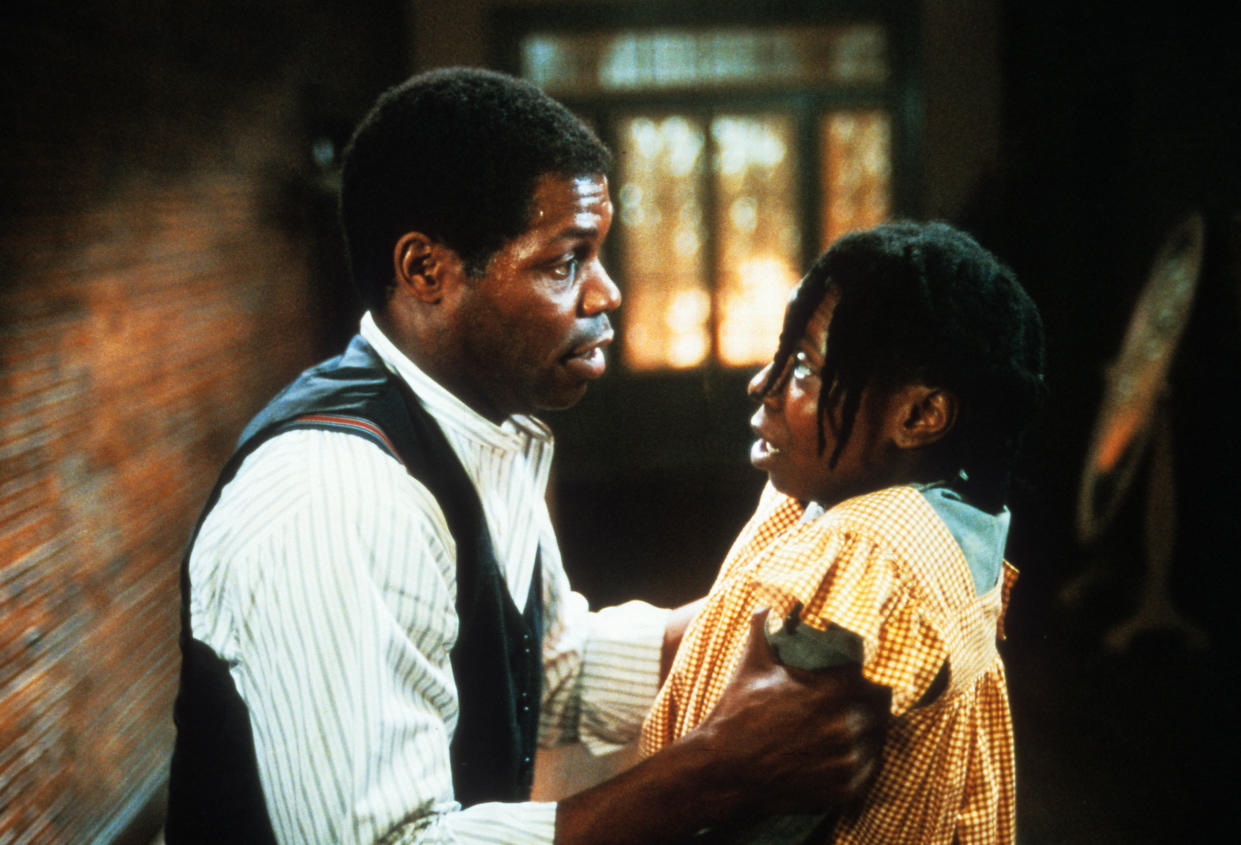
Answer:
[{"xmin": 202, "ymin": 428, "xmax": 450, "ymax": 548}]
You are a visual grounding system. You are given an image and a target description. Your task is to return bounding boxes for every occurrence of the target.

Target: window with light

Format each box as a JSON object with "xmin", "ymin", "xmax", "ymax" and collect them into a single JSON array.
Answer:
[{"xmin": 502, "ymin": 9, "xmax": 914, "ymax": 374}]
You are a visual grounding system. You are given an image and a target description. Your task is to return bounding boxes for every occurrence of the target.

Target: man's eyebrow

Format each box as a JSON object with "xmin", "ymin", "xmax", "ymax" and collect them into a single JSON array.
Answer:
[{"xmin": 551, "ymin": 225, "xmax": 600, "ymax": 242}]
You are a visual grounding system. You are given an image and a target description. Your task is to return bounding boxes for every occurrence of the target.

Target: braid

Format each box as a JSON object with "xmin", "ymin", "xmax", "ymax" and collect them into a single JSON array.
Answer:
[{"xmin": 762, "ymin": 221, "xmax": 1046, "ymax": 511}]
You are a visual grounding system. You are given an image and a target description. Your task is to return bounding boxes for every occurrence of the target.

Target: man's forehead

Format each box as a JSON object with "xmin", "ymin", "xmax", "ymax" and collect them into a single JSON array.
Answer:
[
  {"xmin": 529, "ymin": 173, "xmax": 609, "ymax": 214},
  {"xmin": 515, "ymin": 174, "xmax": 612, "ymax": 249}
]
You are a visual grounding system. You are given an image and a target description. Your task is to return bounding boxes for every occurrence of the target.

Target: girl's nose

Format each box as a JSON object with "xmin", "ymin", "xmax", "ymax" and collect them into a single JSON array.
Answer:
[{"xmin": 748, "ymin": 363, "xmax": 776, "ymax": 402}]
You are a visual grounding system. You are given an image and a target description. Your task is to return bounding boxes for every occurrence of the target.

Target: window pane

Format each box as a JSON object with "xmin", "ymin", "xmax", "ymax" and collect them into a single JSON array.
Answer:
[
  {"xmin": 712, "ymin": 114, "xmax": 802, "ymax": 368},
  {"xmin": 522, "ymin": 25, "xmax": 888, "ymax": 95},
  {"xmin": 820, "ymin": 111, "xmax": 891, "ymax": 249},
  {"xmin": 616, "ymin": 116, "xmax": 710, "ymax": 370}
]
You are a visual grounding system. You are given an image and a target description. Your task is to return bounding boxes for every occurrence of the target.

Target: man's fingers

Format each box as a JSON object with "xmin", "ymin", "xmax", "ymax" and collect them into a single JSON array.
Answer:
[{"xmin": 736, "ymin": 607, "xmax": 776, "ymax": 672}]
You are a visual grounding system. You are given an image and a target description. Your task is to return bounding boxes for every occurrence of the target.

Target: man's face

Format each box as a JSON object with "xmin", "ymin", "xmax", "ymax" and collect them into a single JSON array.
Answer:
[
  {"xmin": 747, "ymin": 288, "xmax": 899, "ymax": 506},
  {"xmin": 445, "ymin": 173, "xmax": 619, "ymax": 421}
]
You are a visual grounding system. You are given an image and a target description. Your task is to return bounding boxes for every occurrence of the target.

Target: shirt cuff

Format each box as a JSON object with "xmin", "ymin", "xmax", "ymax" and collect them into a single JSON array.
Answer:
[{"xmin": 445, "ymin": 800, "xmax": 558, "ymax": 844}]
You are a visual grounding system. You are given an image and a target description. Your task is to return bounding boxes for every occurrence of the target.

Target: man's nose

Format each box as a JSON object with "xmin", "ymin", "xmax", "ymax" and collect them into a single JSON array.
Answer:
[{"xmin": 581, "ymin": 260, "xmax": 621, "ymax": 315}]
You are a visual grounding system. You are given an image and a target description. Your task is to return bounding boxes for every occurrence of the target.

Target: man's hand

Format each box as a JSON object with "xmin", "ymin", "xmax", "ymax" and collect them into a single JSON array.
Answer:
[
  {"xmin": 555, "ymin": 608, "xmax": 889, "ymax": 844},
  {"xmin": 690, "ymin": 608, "xmax": 890, "ymax": 815}
]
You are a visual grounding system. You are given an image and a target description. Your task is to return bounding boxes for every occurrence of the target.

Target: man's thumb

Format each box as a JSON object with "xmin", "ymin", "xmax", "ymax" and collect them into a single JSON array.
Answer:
[{"xmin": 737, "ymin": 607, "xmax": 778, "ymax": 672}]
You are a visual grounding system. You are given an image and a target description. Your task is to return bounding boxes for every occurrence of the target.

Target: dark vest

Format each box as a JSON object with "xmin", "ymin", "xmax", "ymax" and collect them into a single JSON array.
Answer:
[{"xmin": 166, "ymin": 335, "xmax": 543, "ymax": 844}]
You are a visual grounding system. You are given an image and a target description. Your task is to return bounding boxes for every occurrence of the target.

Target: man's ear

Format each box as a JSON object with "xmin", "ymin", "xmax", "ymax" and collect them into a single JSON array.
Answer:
[
  {"xmin": 392, "ymin": 231, "xmax": 460, "ymax": 304},
  {"xmin": 892, "ymin": 385, "xmax": 958, "ymax": 449}
]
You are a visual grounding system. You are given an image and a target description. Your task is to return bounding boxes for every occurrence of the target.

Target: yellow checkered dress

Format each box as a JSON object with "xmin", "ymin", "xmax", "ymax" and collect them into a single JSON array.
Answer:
[{"xmin": 641, "ymin": 484, "xmax": 1018, "ymax": 844}]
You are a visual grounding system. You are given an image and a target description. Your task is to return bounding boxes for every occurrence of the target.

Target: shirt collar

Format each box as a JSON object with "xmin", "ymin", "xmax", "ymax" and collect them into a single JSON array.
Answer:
[{"xmin": 358, "ymin": 311, "xmax": 553, "ymax": 452}]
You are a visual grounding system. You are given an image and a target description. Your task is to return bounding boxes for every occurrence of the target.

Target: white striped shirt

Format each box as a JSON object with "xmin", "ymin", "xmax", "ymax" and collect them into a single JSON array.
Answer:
[{"xmin": 187, "ymin": 313, "xmax": 668, "ymax": 844}]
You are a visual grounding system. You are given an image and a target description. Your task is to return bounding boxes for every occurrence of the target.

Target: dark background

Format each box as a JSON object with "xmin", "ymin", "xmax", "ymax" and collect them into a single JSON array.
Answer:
[{"xmin": 2, "ymin": 2, "xmax": 1238, "ymax": 842}]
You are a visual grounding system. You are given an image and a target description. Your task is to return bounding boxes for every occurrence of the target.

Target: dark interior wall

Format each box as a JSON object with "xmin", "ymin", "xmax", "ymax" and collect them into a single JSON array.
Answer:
[
  {"xmin": 0, "ymin": 3, "xmax": 404, "ymax": 841},
  {"xmin": 963, "ymin": 2, "xmax": 1241, "ymax": 639},
  {"xmin": 963, "ymin": 6, "xmax": 1241, "ymax": 841}
]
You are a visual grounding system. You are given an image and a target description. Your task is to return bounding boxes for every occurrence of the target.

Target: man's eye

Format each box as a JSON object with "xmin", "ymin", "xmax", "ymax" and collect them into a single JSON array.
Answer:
[{"xmin": 550, "ymin": 257, "xmax": 579, "ymax": 282}]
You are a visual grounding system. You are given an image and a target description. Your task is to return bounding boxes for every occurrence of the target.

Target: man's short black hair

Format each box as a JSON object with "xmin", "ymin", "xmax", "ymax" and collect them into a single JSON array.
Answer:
[
  {"xmin": 758, "ymin": 221, "xmax": 1047, "ymax": 511},
  {"xmin": 339, "ymin": 67, "xmax": 612, "ymax": 311}
]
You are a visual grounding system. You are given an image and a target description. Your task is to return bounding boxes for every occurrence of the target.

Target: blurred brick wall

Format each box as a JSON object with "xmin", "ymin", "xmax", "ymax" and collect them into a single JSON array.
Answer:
[{"xmin": 0, "ymin": 3, "xmax": 402, "ymax": 841}]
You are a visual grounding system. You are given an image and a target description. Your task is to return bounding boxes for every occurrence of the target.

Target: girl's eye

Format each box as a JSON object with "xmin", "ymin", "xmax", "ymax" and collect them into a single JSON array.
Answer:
[{"xmin": 791, "ymin": 352, "xmax": 819, "ymax": 383}]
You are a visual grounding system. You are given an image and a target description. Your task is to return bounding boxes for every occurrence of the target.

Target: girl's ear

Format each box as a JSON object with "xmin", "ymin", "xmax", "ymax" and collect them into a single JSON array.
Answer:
[{"xmin": 891, "ymin": 385, "xmax": 958, "ymax": 449}]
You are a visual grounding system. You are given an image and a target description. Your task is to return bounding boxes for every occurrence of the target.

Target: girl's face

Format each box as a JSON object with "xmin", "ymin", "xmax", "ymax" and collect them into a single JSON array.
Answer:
[{"xmin": 748, "ymin": 288, "xmax": 904, "ymax": 507}]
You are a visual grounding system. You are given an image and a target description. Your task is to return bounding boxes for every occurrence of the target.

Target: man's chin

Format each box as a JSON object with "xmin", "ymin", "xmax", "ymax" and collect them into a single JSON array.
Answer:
[{"xmin": 534, "ymin": 382, "xmax": 591, "ymax": 414}]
